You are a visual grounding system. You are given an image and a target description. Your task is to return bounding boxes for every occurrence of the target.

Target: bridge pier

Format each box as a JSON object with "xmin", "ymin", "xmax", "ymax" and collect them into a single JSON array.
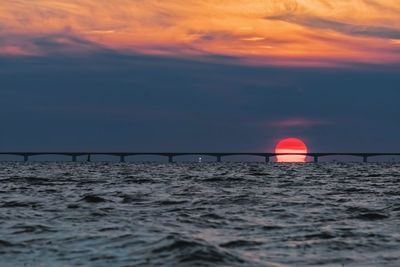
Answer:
[
  {"xmin": 72, "ymin": 155, "xmax": 77, "ymax": 162},
  {"xmin": 314, "ymin": 156, "xmax": 319, "ymax": 163},
  {"xmin": 23, "ymin": 154, "xmax": 29, "ymax": 162},
  {"xmin": 168, "ymin": 155, "xmax": 174, "ymax": 163},
  {"xmin": 120, "ymin": 155, "xmax": 125, "ymax": 163},
  {"xmin": 216, "ymin": 155, "xmax": 222, "ymax": 163}
]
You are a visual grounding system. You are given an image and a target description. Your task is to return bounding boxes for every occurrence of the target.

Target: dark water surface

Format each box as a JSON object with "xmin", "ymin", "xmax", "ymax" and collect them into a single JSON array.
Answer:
[{"xmin": 1, "ymin": 162, "xmax": 400, "ymax": 266}]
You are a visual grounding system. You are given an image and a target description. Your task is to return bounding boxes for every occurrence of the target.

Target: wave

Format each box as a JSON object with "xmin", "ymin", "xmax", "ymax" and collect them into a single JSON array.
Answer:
[
  {"xmin": 80, "ymin": 194, "xmax": 108, "ymax": 203},
  {"xmin": 150, "ymin": 234, "xmax": 248, "ymax": 266}
]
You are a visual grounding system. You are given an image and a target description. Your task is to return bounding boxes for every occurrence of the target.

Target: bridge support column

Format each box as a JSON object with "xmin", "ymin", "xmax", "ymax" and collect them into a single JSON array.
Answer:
[
  {"xmin": 363, "ymin": 156, "xmax": 368, "ymax": 163},
  {"xmin": 314, "ymin": 156, "xmax": 319, "ymax": 163},
  {"xmin": 72, "ymin": 155, "xmax": 77, "ymax": 162},
  {"xmin": 87, "ymin": 154, "xmax": 91, "ymax": 162},
  {"xmin": 120, "ymin": 155, "xmax": 125, "ymax": 163},
  {"xmin": 216, "ymin": 156, "xmax": 222, "ymax": 163},
  {"xmin": 265, "ymin": 156, "xmax": 270, "ymax": 163},
  {"xmin": 23, "ymin": 155, "xmax": 29, "ymax": 162},
  {"xmin": 168, "ymin": 155, "xmax": 174, "ymax": 163}
]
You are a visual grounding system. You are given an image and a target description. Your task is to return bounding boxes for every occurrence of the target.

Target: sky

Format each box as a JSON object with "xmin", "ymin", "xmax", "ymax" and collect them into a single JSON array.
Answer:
[{"xmin": 0, "ymin": 0, "xmax": 400, "ymax": 155}]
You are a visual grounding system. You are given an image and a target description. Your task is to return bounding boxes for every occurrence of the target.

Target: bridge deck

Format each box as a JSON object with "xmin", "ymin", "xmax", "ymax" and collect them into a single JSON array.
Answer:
[{"xmin": 0, "ymin": 152, "xmax": 399, "ymax": 162}]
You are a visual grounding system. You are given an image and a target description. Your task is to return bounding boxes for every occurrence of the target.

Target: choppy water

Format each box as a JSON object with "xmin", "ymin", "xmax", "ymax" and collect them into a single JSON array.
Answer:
[{"xmin": 1, "ymin": 162, "xmax": 400, "ymax": 266}]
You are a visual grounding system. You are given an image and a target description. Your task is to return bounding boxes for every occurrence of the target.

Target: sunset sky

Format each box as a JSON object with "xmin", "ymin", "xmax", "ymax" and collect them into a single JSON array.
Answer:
[
  {"xmin": 2, "ymin": 0, "xmax": 400, "ymax": 65},
  {"xmin": 0, "ymin": 0, "xmax": 399, "ymax": 153}
]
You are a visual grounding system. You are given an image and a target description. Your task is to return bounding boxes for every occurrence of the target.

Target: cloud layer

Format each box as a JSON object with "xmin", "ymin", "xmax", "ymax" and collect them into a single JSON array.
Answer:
[
  {"xmin": 1, "ymin": 50, "xmax": 400, "ymax": 151},
  {"xmin": 1, "ymin": 0, "xmax": 400, "ymax": 65}
]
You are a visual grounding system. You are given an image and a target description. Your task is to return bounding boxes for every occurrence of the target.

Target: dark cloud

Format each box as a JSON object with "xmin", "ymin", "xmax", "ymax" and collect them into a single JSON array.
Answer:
[
  {"xmin": 0, "ymin": 33, "xmax": 113, "ymax": 56},
  {"xmin": 31, "ymin": 34, "xmax": 112, "ymax": 54},
  {"xmin": 191, "ymin": 31, "xmax": 239, "ymax": 42},
  {"xmin": 266, "ymin": 14, "xmax": 400, "ymax": 39}
]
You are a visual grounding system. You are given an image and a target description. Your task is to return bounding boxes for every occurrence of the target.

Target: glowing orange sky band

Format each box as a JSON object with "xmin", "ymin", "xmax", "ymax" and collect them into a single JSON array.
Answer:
[{"xmin": 1, "ymin": 0, "xmax": 400, "ymax": 66}]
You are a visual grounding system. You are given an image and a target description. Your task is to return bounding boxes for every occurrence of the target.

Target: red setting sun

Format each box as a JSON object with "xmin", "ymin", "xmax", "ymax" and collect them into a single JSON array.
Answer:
[{"xmin": 275, "ymin": 138, "xmax": 308, "ymax": 163}]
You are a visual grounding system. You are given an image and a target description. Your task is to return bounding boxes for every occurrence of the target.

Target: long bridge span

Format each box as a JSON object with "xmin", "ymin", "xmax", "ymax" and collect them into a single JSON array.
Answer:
[{"xmin": 0, "ymin": 152, "xmax": 400, "ymax": 163}]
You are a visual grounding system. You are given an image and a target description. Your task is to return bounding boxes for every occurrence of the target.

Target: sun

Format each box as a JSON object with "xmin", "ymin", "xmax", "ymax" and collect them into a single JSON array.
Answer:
[{"xmin": 275, "ymin": 138, "xmax": 308, "ymax": 163}]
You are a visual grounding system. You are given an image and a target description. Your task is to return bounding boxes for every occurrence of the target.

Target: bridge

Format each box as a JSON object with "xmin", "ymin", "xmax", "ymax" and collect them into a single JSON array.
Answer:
[{"xmin": 0, "ymin": 152, "xmax": 400, "ymax": 163}]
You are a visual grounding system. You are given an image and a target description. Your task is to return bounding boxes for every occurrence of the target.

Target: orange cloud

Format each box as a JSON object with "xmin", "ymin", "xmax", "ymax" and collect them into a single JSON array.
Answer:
[{"xmin": 1, "ymin": 0, "xmax": 400, "ymax": 66}]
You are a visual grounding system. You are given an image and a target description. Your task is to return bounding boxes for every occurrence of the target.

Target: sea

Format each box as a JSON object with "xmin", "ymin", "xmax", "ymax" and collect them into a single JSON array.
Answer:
[{"xmin": 0, "ymin": 162, "xmax": 399, "ymax": 267}]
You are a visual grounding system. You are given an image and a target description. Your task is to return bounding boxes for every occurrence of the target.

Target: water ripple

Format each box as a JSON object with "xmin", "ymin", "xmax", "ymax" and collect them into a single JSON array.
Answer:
[{"xmin": 0, "ymin": 162, "xmax": 399, "ymax": 266}]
